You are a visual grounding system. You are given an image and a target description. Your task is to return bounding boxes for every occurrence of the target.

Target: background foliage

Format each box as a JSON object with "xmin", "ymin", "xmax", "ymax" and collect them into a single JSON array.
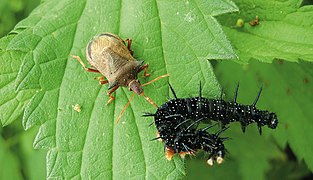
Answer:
[{"xmin": 0, "ymin": 0, "xmax": 313, "ymax": 179}]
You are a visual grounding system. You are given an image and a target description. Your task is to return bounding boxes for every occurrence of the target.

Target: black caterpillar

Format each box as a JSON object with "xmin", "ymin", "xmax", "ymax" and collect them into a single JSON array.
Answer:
[
  {"xmin": 144, "ymin": 83, "xmax": 278, "ymax": 165},
  {"xmin": 159, "ymin": 83, "xmax": 278, "ymax": 134}
]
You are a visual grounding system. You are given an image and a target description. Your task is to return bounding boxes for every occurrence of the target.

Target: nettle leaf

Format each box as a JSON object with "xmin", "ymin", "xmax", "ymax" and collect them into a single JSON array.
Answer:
[
  {"xmin": 0, "ymin": 0, "xmax": 237, "ymax": 179},
  {"xmin": 217, "ymin": 0, "xmax": 313, "ymax": 63},
  {"xmin": 216, "ymin": 60, "xmax": 313, "ymax": 172},
  {"xmin": 0, "ymin": 35, "xmax": 36, "ymax": 126}
]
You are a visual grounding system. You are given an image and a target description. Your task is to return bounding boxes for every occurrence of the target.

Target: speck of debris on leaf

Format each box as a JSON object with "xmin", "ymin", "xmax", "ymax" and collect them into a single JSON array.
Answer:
[
  {"xmin": 236, "ymin": 18, "xmax": 245, "ymax": 27},
  {"xmin": 72, "ymin": 104, "xmax": 81, "ymax": 112}
]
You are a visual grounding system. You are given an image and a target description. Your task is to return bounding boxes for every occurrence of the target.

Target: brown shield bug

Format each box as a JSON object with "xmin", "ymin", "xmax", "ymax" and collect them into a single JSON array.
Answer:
[{"xmin": 71, "ymin": 33, "xmax": 168, "ymax": 123}]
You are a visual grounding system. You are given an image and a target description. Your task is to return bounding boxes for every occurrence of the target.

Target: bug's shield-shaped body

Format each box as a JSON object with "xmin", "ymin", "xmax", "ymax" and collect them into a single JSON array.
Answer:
[
  {"xmin": 72, "ymin": 32, "xmax": 169, "ymax": 122},
  {"xmin": 86, "ymin": 33, "xmax": 143, "ymax": 89}
]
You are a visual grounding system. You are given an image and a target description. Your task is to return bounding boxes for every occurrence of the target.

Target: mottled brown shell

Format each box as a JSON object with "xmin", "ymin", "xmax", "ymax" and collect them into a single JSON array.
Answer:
[{"xmin": 86, "ymin": 33, "xmax": 143, "ymax": 89}]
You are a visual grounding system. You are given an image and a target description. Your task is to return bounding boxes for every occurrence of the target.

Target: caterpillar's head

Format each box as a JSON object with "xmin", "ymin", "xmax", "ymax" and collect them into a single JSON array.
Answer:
[{"xmin": 267, "ymin": 113, "xmax": 278, "ymax": 129}]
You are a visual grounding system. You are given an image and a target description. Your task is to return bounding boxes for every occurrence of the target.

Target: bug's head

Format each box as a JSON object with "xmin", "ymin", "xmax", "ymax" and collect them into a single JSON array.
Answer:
[
  {"xmin": 268, "ymin": 113, "xmax": 278, "ymax": 129},
  {"xmin": 128, "ymin": 79, "xmax": 143, "ymax": 94}
]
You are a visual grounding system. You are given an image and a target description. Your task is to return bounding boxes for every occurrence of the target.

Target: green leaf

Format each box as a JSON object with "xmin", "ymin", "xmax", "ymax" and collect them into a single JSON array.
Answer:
[
  {"xmin": 217, "ymin": 0, "xmax": 313, "ymax": 63},
  {"xmin": 0, "ymin": 35, "xmax": 36, "ymax": 126},
  {"xmin": 0, "ymin": 0, "xmax": 237, "ymax": 178},
  {"xmin": 215, "ymin": 60, "xmax": 313, "ymax": 173}
]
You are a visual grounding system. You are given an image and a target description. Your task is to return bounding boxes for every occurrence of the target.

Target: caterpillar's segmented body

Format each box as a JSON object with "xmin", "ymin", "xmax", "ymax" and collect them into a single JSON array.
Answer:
[
  {"xmin": 145, "ymin": 83, "xmax": 278, "ymax": 166},
  {"xmin": 157, "ymin": 96, "xmax": 278, "ymax": 134},
  {"xmin": 153, "ymin": 115, "xmax": 227, "ymax": 165}
]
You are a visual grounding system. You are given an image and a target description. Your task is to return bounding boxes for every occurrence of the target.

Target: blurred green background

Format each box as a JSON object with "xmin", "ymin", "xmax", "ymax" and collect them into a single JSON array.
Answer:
[
  {"xmin": 1, "ymin": 0, "xmax": 312, "ymax": 179},
  {"xmin": 0, "ymin": 0, "xmax": 40, "ymax": 37}
]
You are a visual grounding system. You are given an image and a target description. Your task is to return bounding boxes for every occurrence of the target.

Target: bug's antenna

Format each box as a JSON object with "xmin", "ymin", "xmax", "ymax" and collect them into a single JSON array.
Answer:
[
  {"xmin": 116, "ymin": 93, "xmax": 136, "ymax": 124},
  {"xmin": 252, "ymin": 86, "xmax": 263, "ymax": 107},
  {"xmin": 168, "ymin": 83, "xmax": 178, "ymax": 99},
  {"xmin": 142, "ymin": 74, "xmax": 169, "ymax": 87},
  {"xmin": 140, "ymin": 93, "xmax": 158, "ymax": 108},
  {"xmin": 141, "ymin": 74, "xmax": 169, "ymax": 108},
  {"xmin": 234, "ymin": 82, "xmax": 240, "ymax": 102}
]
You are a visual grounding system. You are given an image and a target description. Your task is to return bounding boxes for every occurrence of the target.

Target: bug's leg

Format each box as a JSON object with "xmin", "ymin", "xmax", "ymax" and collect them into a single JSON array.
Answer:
[
  {"xmin": 142, "ymin": 74, "xmax": 170, "ymax": 87},
  {"xmin": 124, "ymin": 38, "xmax": 134, "ymax": 55},
  {"xmin": 116, "ymin": 93, "xmax": 135, "ymax": 124},
  {"xmin": 100, "ymin": 80, "xmax": 109, "ymax": 85},
  {"xmin": 71, "ymin": 55, "xmax": 100, "ymax": 73},
  {"xmin": 106, "ymin": 86, "xmax": 119, "ymax": 105},
  {"xmin": 95, "ymin": 76, "xmax": 108, "ymax": 85},
  {"xmin": 138, "ymin": 64, "xmax": 151, "ymax": 77}
]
